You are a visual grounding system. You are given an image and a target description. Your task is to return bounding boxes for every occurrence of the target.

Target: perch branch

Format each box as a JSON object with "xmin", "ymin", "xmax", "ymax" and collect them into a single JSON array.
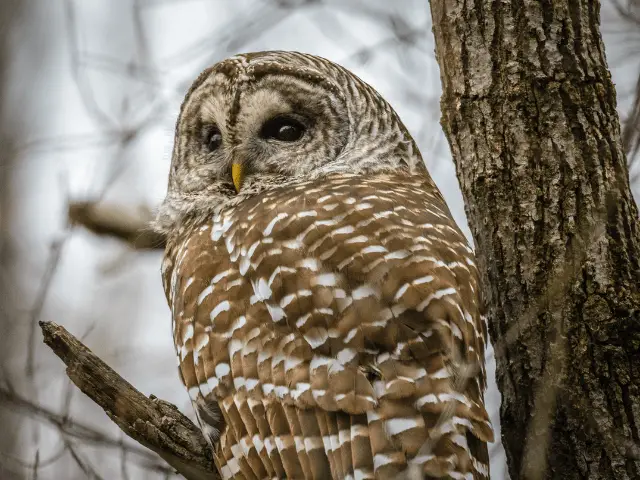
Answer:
[
  {"xmin": 39, "ymin": 321, "xmax": 217, "ymax": 480},
  {"xmin": 68, "ymin": 201, "xmax": 165, "ymax": 250}
]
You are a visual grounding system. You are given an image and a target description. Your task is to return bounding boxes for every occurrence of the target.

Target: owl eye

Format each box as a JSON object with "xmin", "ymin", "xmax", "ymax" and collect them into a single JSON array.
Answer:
[
  {"xmin": 206, "ymin": 126, "xmax": 222, "ymax": 151},
  {"xmin": 260, "ymin": 116, "xmax": 305, "ymax": 142}
]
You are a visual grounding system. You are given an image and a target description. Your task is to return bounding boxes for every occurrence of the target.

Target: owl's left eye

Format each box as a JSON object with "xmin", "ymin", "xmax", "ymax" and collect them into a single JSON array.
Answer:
[
  {"xmin": 205, "ymin": 126, "xmax": 222, "ymax": 151},
  {"xmin": 260, "ymin": 115, "xmax": 306, "ymax": 142}
]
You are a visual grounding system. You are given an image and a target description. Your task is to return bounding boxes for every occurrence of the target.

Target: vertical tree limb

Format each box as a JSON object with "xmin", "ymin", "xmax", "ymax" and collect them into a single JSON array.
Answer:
[
  {"xmin": 430, "ymin": 0, "xmax": 640, "ymax": 478},
  {"xmin": 0, "ymin": 0, "xmax": 30, "ymax": 474}
]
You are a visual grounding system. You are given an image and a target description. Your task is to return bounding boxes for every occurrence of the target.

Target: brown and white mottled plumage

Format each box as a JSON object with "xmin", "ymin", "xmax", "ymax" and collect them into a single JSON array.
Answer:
[{"xmin": 157, "ymin": 51, "xmax": 493, "ymax": 479}]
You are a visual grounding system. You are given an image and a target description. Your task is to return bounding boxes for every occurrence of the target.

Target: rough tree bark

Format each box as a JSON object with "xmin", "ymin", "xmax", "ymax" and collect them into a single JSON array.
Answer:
[{"xmin": 429, "ymin": 1, "xmax": 640, "ymax": 479}]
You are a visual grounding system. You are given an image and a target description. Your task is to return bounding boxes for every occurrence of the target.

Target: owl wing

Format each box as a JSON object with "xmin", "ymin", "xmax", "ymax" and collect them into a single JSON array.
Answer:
[{"xmin": 163, "ymin": 173, "xmax": 493, "ymax": 480}]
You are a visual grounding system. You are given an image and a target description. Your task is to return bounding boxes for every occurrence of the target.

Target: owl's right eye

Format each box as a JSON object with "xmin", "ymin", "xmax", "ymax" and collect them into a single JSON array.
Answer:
[{"xmin": 206, "ymin": 126, "xmax": 222, "ymax": 151}]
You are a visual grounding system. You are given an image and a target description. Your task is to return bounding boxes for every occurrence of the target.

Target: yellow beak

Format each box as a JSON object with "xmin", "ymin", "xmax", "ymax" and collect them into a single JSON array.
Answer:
[{"xmin": 231, "ymin": 163, "xmax": 244, "ymax": 193}]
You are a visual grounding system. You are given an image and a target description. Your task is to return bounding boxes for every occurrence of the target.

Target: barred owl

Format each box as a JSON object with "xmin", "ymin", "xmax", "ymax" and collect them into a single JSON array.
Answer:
[{"xmin": 156, "ymin": 51, "xmax": 493, "ymax": 479}]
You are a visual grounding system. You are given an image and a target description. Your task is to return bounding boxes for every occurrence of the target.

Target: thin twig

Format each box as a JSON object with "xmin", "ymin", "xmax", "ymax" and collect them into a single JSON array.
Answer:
[
  {"xmin": 0, "ymin": 386, "xmax": 167, "ymax": 470},
  {"xmin": 64, "ymin": 437, "xmax": 104, "ymax": 480},
  {"xmin": 26, "ymin": 227, "xmax": 72, "ymax": 378}
]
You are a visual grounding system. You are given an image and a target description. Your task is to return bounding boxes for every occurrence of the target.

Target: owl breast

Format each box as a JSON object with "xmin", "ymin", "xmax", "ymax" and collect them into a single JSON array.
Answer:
[{"xmin": 163, "ymin": 172, "xmax": 493, "ymax": 479}]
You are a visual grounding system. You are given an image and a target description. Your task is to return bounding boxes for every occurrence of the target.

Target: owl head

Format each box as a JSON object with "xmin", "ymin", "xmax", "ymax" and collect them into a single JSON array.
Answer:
[{"xmin": 155, "ymin": 51, "xmax": 427, "ymax": 234}]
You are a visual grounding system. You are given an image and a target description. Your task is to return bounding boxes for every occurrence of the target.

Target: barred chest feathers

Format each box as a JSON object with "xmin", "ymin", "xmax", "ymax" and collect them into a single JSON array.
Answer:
[{"xmin": 161, "ymin": 173, "xmax": 493, "ymax": 480}]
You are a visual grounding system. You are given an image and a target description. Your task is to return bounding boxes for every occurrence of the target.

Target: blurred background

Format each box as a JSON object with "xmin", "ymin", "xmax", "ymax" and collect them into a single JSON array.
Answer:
[{"xmin": 0, "ymin": 1, "xmax": 638, "ymax": 479}]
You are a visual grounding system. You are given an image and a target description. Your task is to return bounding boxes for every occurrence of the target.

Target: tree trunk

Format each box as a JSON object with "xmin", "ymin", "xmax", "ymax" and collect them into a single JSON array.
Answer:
[
  {"xmin": 0, "ymin": 1, "xmax": 28, "ymax": 477},
  {"xmin": 429, "ymin": 1, "xmax": 640, "ymax": 479}
]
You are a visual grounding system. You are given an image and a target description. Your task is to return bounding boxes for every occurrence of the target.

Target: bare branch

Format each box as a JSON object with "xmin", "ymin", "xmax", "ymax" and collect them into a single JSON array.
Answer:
[
  {"xmin": 26, "ymin": 228, "xmax": 71, "ymax": 378},
  {"xmin": 39, "ymin": 321, "xmax": 216, "ymax": 480},
  {"xmin": 63, "ymin": 438, "xmax": 105, "ymax": 480},
  {"xmin": 68, "ymin": 201, "xmax": 165, "ymax": 250},
  {"xmin": 0, "ymin": 386, "xmax": 165, "ymax": 466}
]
